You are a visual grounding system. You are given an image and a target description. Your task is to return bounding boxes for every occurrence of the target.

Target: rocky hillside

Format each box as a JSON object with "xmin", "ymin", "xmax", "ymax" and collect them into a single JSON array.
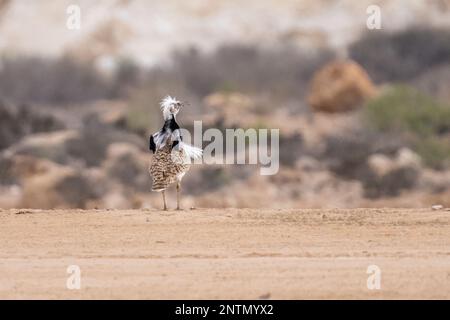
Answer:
[
  {"xmin": 1, "ymin": 0, "xmax": 450, "ymax": 67},
  {"xmin": 1, "ymin": 1, "xmax": 450, "ymax": 210}
]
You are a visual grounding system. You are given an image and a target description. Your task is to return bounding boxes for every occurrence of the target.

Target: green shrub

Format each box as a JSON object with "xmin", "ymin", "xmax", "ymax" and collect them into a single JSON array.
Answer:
[
  {"xmin": 364, "ymin": 85, "xmax": 450, "ymax": 168},
  {"xmin": 414, "ymin": 138, "xmax": 450, "ymax": 169}
]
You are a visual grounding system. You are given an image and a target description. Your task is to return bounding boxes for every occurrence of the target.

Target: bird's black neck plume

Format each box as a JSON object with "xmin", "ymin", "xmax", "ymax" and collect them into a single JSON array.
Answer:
[
  {"xmin": 164, "ymin": 114, "xmax": 180, "ymax": 131},
  {"xmin": 149, "ymin": 114, "xmax": 181, "ymax": 153}
]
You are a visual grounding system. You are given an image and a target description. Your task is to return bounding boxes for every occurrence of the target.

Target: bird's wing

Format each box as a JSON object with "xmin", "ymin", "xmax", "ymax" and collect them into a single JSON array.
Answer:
[{"xmin": 179, "ymin": 142, "xmax": 203, "ymax": 160}]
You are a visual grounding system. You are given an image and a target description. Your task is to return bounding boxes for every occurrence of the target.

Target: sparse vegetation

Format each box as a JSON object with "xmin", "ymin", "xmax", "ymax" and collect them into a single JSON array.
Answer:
[
  {"xmin": 124, "ymin": 44, "xmax": 334, "ymax": 132},
  {"xmin": 169, "ymin": 44, "xmax": 334, "ymax": 100},
  {"xmin": 1, "ymin": 21, "xmax": 450, "ymax": 209}
]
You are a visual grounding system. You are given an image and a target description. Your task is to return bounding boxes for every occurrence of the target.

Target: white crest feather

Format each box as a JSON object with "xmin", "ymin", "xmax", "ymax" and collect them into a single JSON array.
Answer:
[{"xmin": 160, "ymin": 95, "xmax": 180, "ymax": 120}]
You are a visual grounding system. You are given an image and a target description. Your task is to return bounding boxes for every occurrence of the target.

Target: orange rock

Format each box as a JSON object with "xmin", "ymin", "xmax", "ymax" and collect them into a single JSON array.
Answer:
[{"xmin": 308, "ymin": 60, "xmax": 376, "ymax": 113}]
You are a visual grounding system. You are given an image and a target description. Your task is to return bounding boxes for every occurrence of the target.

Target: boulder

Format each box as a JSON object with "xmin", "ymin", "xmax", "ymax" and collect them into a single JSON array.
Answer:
[{"xmin": 308, "ymin": 60, "xmax": 376, "ymax": 113}]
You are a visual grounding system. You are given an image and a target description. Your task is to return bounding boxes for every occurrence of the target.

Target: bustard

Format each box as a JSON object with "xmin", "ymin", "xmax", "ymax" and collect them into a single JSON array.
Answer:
[{"xmin": 149, "ymin": 96, "xmax": 202, "ymax": 210}]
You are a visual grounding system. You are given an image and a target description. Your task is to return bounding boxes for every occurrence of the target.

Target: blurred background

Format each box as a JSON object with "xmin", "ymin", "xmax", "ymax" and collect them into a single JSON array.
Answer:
[{"xmin": 0, "ymin": 0, "xmax": 450, "ymax": 209}]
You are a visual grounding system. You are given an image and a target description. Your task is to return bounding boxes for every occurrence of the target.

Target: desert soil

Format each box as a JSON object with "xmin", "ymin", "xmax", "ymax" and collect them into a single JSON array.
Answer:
[{"xmin": 0, "ymin": 208, "xmax": 449, "ymax": 299}]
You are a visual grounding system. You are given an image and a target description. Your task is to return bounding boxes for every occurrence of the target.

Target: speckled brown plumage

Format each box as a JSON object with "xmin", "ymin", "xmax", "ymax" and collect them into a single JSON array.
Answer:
[{"xmin": 149, "ymin": 141, "xmax": 190, "ymax": 192}]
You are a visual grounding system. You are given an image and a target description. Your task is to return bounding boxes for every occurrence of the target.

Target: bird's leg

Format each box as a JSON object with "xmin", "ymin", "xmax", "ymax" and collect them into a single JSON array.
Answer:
[
  {"xmin": 162, "ymin": 190, "xmax": 167, "ymax": 211},
  {"xmin": 176, "ymin": 182, "xmax": 181, "ymax": 210}
]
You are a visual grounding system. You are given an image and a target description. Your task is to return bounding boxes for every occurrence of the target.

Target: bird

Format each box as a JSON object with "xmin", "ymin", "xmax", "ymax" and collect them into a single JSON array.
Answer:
[{"xmin": 149, "ymin": 96, "xmax": 202, "ymax": 210}]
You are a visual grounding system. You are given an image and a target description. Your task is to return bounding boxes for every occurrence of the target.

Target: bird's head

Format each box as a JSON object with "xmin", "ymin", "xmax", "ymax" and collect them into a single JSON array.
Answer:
[{"xmin": 160, "ymin": 95, "xmax": 183, "ymax": 120}]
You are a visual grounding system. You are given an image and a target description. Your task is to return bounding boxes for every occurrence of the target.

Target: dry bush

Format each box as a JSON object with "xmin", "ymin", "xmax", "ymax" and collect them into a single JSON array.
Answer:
[
  {"xmin": 111, "ymin": 58, "xmax": 142, "ymax": 97},
  {"xmin": 0, "ymin": 43, "xmax": 334, "ymax": 113},
  {"xmin": 350, "ymin": 27, "xmax": 450, "ymax": 83},
  {"xmin": 125, "ymin": 44, "xmax": 334, "ymax": 133},
  {"xmin": 169, "ymin": 44, "xmax": 335, "ymax": 100},
  {"xmin": 0, "ymin": 55, "xmax": 113, "ymax": 105},
  {"xmin": 0, "ymin": 100, "xmax": 64, "ymax": 150},
  {"xmin": 182, "ymin": 165, "xmax": 253, "ymax": 196},
  {"xmin": 322, "ymin": 128, "xmax": 418, "ymax": 198},
  {"xmin": 66, "ymin": 114, "xmax": 144, "ymax": 167},
  {"xmin": 323, "ymin": 128, "xmax": 403, "ymax": 179}
]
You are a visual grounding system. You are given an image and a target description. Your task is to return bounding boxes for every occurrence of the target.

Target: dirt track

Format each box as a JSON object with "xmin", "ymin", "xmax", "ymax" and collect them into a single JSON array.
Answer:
[{"xmin": 0, "ymin": 208, "xmax": 449, "ymax": 299}]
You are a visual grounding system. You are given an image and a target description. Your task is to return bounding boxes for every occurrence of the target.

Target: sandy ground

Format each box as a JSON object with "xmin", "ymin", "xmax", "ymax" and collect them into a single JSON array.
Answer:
[{"xmin": 0, "ymin": 207, "xmax": 449, "ymax": 299}]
